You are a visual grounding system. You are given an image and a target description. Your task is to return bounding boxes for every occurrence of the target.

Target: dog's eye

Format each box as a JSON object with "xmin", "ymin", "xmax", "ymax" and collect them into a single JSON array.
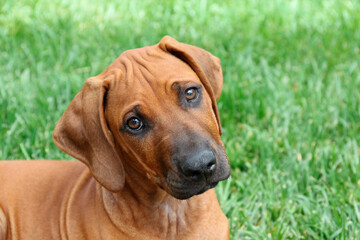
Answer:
[
  {"xmin": 127, "ymin": 117, "xmax": 143, "ymax": 130},
  {"xmin": 185, "ymin": 88, "xmax": 198, "ymax": 101}
]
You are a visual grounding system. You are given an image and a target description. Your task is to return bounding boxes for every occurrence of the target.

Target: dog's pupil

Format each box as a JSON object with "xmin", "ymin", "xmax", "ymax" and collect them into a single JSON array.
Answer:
[
  {"xmin": 128, "ymin": 118, "xmax": 141, "ymax": 129},
  {"xmin": 186, "ymin": 89, "xmax": 196, "ymax": 99}
]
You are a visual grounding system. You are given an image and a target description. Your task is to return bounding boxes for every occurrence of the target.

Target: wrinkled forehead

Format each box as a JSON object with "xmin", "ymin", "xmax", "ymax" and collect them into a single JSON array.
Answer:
[
  {"xmin": 122, "ymin": 47, "xmax": 200, "ymax": 86},
  {"xmin": 104, "ymin": 46, "xmax": 201, "ymax": 106}
]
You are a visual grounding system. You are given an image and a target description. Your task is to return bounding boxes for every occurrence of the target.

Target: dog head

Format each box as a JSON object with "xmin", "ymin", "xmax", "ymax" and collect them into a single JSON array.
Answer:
[{"xmin": 53, "ymin": 36, "xmax": 230, "ymax": 199}]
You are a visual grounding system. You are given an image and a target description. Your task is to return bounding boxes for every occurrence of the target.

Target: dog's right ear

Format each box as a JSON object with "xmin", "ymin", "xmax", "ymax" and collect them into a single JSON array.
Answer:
[{"xmin": 53, "ymin": 77, "xmax": 125, "ymax": 192}]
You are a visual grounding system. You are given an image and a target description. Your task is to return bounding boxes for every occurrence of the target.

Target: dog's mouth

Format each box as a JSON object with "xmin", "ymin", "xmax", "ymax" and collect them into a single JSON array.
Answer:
[
  {"xmin": 164, "ymin": 176, "xmax": 220, "ymax": 200},
  {"xmin": 195, "ymin": 181, "xmax": 219, "ymax": 195}
]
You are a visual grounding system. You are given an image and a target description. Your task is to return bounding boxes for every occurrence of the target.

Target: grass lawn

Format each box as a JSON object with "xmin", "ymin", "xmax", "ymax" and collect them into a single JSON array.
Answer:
[{"xmin": 1, "ymin": 0, "xmax": 360, "ymax": 239}]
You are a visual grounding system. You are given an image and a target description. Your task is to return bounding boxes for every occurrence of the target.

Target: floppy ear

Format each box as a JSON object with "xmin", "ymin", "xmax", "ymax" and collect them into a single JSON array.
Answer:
[
  {"xmin": 53, "ymin": 77, "xmax": 125, "ymax": 192},
  {"xmin": 159, "ymin": 36, "xmax": 223, "ymax": 135}
]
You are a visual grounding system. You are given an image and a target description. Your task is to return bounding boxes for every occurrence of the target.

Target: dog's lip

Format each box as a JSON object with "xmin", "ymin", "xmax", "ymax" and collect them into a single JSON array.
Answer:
[
  {"xmin": 196, "ymin": 181, "xmax": 219, "ymax": 195},
  {"xmin": 208, "ymin": 181, "xmax": 219, "ymax": 188},
  {"xmin": 167, "ymin": 180, "xmax": 219, "ymax": 197}
]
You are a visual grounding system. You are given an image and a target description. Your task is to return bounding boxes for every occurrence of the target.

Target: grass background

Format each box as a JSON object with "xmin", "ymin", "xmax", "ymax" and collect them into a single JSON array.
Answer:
[{"xmin": 1, "ymin": 0, "xmax": 360, "ymax": 239}]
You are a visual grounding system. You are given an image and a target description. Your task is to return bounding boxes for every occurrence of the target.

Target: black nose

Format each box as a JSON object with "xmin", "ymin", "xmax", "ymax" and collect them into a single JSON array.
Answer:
[{"xmin": 180, "ymin": 150, "xmax": 216, "ymax": 181}]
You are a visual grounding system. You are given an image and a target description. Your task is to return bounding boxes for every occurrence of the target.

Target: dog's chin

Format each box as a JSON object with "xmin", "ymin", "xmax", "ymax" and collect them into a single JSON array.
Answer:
[{"xmin": 167, "ymin": 181, "xmax": 219, "ymax": 200}]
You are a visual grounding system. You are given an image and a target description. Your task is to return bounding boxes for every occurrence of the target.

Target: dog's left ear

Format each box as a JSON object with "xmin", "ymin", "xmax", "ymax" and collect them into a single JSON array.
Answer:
[
  {"xmin": 159, "ymin": 36, "xmax": 223, "ymax": 135},
  {"xmin": 53, "ymin": 77, "xmax": 125, "ymax": 192}
]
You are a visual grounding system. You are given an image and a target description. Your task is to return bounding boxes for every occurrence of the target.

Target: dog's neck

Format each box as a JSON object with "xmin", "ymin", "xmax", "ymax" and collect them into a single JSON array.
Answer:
[{"xmin": 98, "ymin": 163, "xmax": 208, "ymax": 239}]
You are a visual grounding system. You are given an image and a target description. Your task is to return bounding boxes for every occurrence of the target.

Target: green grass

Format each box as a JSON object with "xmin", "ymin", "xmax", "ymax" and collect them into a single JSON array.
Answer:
[{"xmin": 1, "ymin": 0, "xmax": 360, "ymax": 239}]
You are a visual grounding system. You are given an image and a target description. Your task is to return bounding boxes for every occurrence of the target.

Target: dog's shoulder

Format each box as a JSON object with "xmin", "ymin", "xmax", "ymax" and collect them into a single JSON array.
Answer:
[
  {"xmin": 0, "ymin": 160, "xmax": 89, "ymax": 201},
  {"xmin": 0, "ymin": 160, "xmax": 86, "ymax": 180}
]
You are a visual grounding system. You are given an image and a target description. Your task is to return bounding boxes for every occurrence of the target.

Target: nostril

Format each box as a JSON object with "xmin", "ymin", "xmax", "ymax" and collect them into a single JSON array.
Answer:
[
  {"xmin": 205, "ymin": 160, "xmax": 216, "ymax": 176},
  {"xmin": 207, "ymin": 162, "xmax": 216, "ymax": 172},
  {"xmin": 180, "ymin": 165, "xmax": 201, "ymax": 180},
  {"xmin": 188, "ymin": 170, "xmax": 202, "ymax": 181}
]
